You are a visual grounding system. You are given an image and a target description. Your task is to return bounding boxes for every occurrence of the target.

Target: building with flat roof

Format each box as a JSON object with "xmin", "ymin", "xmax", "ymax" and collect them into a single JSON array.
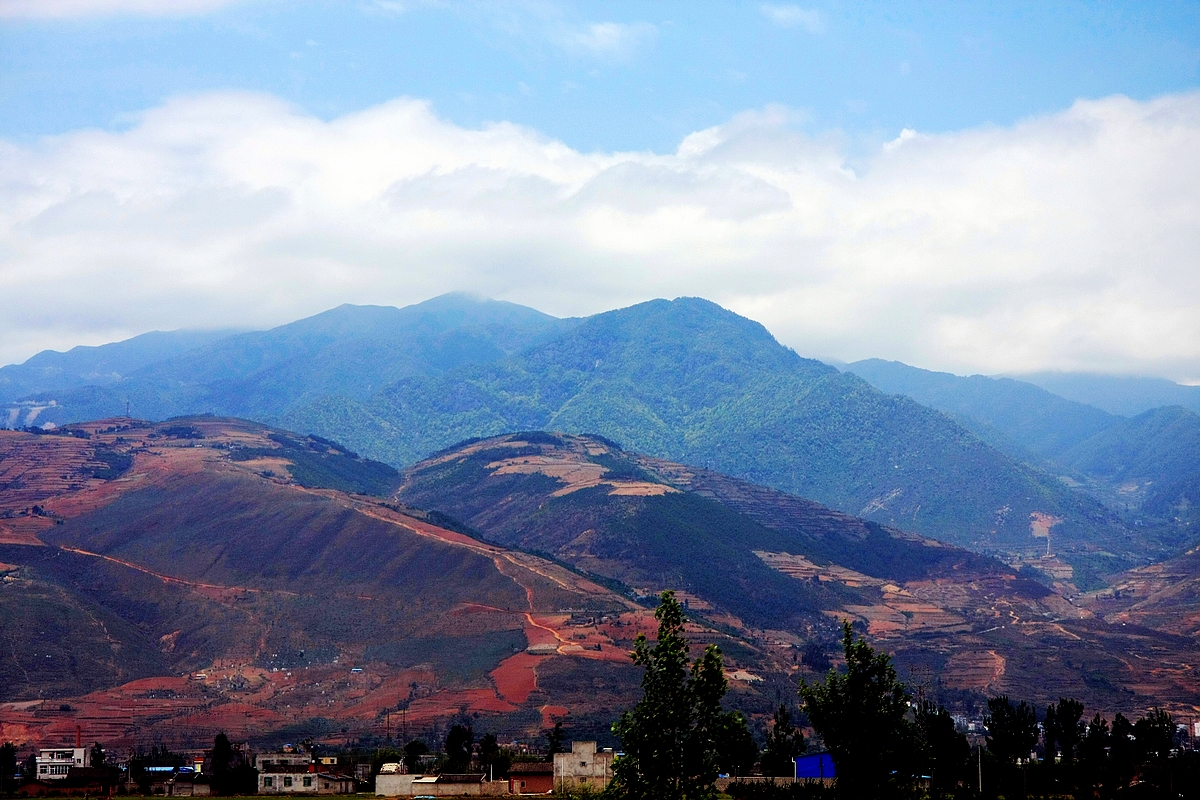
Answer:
[
  {"xmin": 552, "ymin": 742, "xmax": 613, "ymax": 793},
  {"xmin": 34, "ymin": 748, "xmax": 87, "ymax": 780}
]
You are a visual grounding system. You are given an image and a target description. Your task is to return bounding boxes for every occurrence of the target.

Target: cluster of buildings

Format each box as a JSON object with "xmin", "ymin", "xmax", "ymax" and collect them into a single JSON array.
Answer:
[
  {"xmin": 375, "ymin": 742, "xmax": 614, "ymax": 797},
  {"xmin": 16, "ymin": 737, "xmax": 614, "ymax": 798}
]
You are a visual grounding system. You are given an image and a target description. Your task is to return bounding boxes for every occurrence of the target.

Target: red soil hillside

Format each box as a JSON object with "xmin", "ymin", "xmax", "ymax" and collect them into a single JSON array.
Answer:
[
  {"xmin": 398, "ymin": 432, "xmax": 1200, "ymax": 718},
  {"xmin": 1, "ymin": 418, "xmax": 722, "ymax": 749}
]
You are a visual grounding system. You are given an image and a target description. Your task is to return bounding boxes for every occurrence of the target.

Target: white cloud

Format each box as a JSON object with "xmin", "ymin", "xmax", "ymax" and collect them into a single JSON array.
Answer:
[
  {"xmin": 0, "ymin": 0, "xmax": 247, "ymax": 18},
  {"xmin": 760, "ymin": 4, "xmax": 823, "ymax": 33},
  {"xmin": 558, "ymin": 20, "xmax": 658, "ymax": 58},
  {"xmin": 2, "ymin": 91, "xmax": 1200, "ymax": 382}
]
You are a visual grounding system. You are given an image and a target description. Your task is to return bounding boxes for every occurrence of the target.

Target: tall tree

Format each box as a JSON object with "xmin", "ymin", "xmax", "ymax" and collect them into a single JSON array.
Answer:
[
  {"xmin": 88, "ymin": 742, "xmax": 106, "ymax": 769},
  {"xmin": 611, "ymin": 591, "xmax": 747, "ymax": 800},
  {"xmin": 1077, "ymin": 714, "xmax": 1110, "ymax": 797},
  {"xmin": 760, "ymin": 704, "xmax": 806, "ymax": 777},
  {"xmin": 914, "ymin": 700, "xmax": 970, "ymax": 797},
  {"xmin": 798, "ymin": 620, "xmax": 914, "ymax": 795},
  {"xmin": 401, "ymin": 740, "xmax": 428, "ymax": 775},
  {"xmin": 544, "ymin": 722, "xmax": 566, "ymax": 758},
  {"xmin": 0, "ymin": 742, "xmax": 17, "ymax": 791},
  {"xmin": 478, "ymin": 733, "xmax": 509, "ymax": 780},
  {"xmin": 1043, "ymin": 698, "xmax": 1085, "ymax": 764},
  {"xmin": 444, "ymin": 724, "xmax": 474, "ymax": 773},
  {"xmin": 984, "ymin": 695, "xmax": 1039, "ymax": 765},
  {"xmin": 715, "ymin": 712, "xmax": 757, "ymax": 778}
]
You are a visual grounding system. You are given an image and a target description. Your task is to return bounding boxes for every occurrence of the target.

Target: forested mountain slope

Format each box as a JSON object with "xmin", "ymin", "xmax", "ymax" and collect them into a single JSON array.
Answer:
[
  {"xmin": 294, "ymin": 298, "xmax": 1123, "ymax": 561},
  {"xmin": 0, "ymin": 328, "xmax": 239, "ymax": 406},
  {"xmin": 845, "ymin": 359, "xmax": 1116, "ymax": 459},
  {"xmin": 9, "ymin": 293, "xmax": 567, "ymax": 426}
]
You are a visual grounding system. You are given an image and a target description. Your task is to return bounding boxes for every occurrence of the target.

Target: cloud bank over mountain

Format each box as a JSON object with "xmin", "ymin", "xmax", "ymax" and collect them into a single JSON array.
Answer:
[{"xmin": 2, "ymin": 90, "xmax": 1198, "ymax": 380}]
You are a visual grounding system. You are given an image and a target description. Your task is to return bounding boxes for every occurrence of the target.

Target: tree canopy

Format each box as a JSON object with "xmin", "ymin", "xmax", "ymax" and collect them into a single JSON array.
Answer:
[
  {"xmin": 798, "ymin": 620, "xmax": 914, "ymax": 795},
  {"xmin": 610, "ymin": 590, "xmax": 751, "ymax": 800}
]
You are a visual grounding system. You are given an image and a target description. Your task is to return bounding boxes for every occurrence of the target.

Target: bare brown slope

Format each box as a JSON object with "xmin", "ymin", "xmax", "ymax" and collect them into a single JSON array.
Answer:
[
  {"xmin": 399, "ymin": 432, "xmax": 1200, "ymax": 716},
  {"xmin": 0, "ymin": 418, "xmax": 677, "ymax": 749}
]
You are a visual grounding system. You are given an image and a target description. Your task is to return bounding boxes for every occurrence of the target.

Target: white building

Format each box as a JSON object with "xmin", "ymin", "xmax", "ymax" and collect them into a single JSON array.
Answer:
[
  {"xmin": 36, "ymin": 747, "xmax": 88, "ymax": 780},
  {"xmin": 552, "ymin": 742, "xmax": 613, "ymax": 793}
]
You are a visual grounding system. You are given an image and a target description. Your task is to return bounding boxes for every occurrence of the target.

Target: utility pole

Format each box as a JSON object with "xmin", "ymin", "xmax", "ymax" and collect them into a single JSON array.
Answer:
[{"xmin": 978, "ymin": 744, "xmax": 983, "ymax": 794}]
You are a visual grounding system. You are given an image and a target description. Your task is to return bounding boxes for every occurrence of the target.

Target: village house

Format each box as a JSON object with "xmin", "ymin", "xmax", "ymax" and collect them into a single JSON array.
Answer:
[
  {"xmin": 375, "ymin": 771, "xmax": 506, "ymax": 797},
  {"xmin": 551, "ymin": 742, "xmax": 613, "ymax": 793},
  {"xmin": 507, "ymin": 762, "xmax": 553, "ymax": 795},
  {"xmin": 255, "ymin": 752, "xmax": 355, "ymax": 795},
  {"xmin": 34, "ymin": 747, "xmax": 87, "ymax": 780}
]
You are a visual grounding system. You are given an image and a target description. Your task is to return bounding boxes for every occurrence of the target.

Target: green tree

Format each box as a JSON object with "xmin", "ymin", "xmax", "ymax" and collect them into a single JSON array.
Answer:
[
  {"xmin": 798, "ymin": 620, "xmax": 914, "ymax": 796},
  {"xmin": 760, "ymin": 704, "xmax": 806, "ymax": 777},
  {"xmin": 984, "ymin": 695, "xmax": 1039, "ymax": 765},
  {"xmin": 1133, "ymin": 708, "xmax": 1176, "ymax": 793},
  {"xmin": 88, "ymin": 742, "xmax": 106, "ymax": 769},
  {"xmin": 913, "ymin": 700, "xmax": 969, "ymax": 797},
  {"xmin": 716, "ymin": 711, "xmax": 757, "ymax": 778},
  {"xmin": 1108, "ymin": 713, "xmax": 1139, "ymax": 790},
  {"xmin": 1043, "ymin": 697, "xmax": 1084, "ymax": 765},
  {"xmin": 401, "ymin": 740, "xmax": 428, "ymax": 775},
  {"xmin": 444, "ymin": 724, "xmax": 474, "ymax": 772},
  {"xmin": 611, "ymin": 591, "xmax": 747, "ymax": 800},
  {"xmin": 478, "ymin": 734, "xmax": 510, "ymax": 780},
  {"xmin": 545, "ymin": 721, "xmax": 566, "ymax": 758},
  {"xmin": 0, "ymin": 742, "xmax": 18, "ymax": 791},
  {"xmin": 1077, "ymin": 714, "xmax": 1110, "ymax": 797}
]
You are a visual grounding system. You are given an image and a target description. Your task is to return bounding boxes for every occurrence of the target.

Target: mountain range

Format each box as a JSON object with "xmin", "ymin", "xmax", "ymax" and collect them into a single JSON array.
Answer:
[
  {"xmin": 2, "ymin": 417, "xmax": 1197, "ymax": 752},
  {"xmin": 845, "ymin": 359, "xmax": 1200, "ymax": 530},
  {"xmin": 8, "ymin": 294, "xmax": 1187, "ymax": 584}
]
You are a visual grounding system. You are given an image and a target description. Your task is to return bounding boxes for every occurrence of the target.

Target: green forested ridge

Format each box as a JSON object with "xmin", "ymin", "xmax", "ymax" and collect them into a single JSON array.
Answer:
[
  {"xmin": 848, "ymin": 359, "xmax": 1200, "ymax": 529},
  {"xmin": 306, "ymin": 299, "xmax": 1121, "ymax": 555},
  {"xmin": 4, "ymin": 293, "xmax": 1152, "ymax": 558},
  {"xmin": 9, "ymin": 293, "xmax": 567, "ymax": 425},
  {"xmin": 846, "ymin": 358, "xmax": 1117, "ymax": 459}
]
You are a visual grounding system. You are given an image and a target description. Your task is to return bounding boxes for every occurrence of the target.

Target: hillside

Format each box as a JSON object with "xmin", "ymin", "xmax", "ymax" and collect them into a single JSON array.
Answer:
[
  {"xmin": 1056, "ymin": 406, "xmax": 1200, "ymax": 525},
  {"xmin": 0, "ymin": 418, "xmax": 683, "ymax": 748},
  {"xmin": 397, "ymin": 432, "xmax": 1200, "ymax": 715},
  {"xmin": 8, "ymin": 293, "xmax": 568, "ymax": 427},
  {"xmin": 0, "ymin": 328, "xmax": 238, "ymax": 408},
  {"xmin": 1, "ymin": 420, "xmax": 1198, "ymax": 749},
  {"xmin": 1019, "ymin": 372, "xmax": 1200, "ymax": 416},
  {"xmin": 845, "ymin": 359, "xmax": 1117, "ymax": 459},
  {"xmin": 5, "ymin": 296, "xmax": 1155, "ymax": 573},
  {"xmin": 295, "ymin": 299, "xmax": 1127, "ymax": 568},
  {"xmin": 847, "ymin": 359, "xmax": 1200, "ymax": 530}
]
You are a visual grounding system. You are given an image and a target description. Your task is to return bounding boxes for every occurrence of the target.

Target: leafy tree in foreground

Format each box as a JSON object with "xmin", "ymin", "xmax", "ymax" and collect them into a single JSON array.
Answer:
[
  {"xmin": 401, "ymin": 740, "xmax": 428, "ymax": 775},
  {"xmin": 716, "ymin": 711, "xmax": 757, "ymax": 777},
  {"xmin": 1043, "ymin": 697, "xmax": 1084, "ymax": 765},
  {"xmin": 984, "ymin": 695, "xmax": 1038, "ymax": 765},
  {"xmin": 88, "ymin": 742, "xmax": 106, "ymax": 768},
  {"xmin": 913, "ymin": 700, "xmax": 969, "ymax": 796},
  {"xmin": 760, "ymin": 704, "xmax": 806, "ymax": 778},
  {"xmin": 611, "ymin": 590, "xmax": 749, "ymax": 800},
  {"xmin": 478, "ymin": 733, "xmax": 510, "ymax": 779},
  {"xmin": 444, "ymin": 723, "xmax": 474, "ymax": 772},
  {"xmin": 545, "ymin": 721, "xmax": 566, "ymax": 758},
  {"xmin": 0, "ymin": 742, "xmax": 17, "ymax": 791},
  {"xmin": 798, "ymin": 620, "xmax": 914, "ymax": 796}
]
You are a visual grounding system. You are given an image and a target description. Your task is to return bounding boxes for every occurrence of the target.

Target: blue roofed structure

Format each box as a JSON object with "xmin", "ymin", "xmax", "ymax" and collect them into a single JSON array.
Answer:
[{"xmin": 793, "ymin": 753, "xmax": 836, "ymax": 780}]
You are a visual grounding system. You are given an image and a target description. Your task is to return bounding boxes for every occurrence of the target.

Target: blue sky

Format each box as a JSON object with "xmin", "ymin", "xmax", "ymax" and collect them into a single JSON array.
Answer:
[
  {"xmin": 2, "ymin": 1, "xmax": 1200, "ymax": 380},
  {"xmin": 3, "ymin": 1, "xmax": 1198, "ymax": 151}
]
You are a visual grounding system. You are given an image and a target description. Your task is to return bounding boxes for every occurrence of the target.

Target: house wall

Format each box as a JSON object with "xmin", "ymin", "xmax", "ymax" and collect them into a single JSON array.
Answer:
[
  {"xmin": 509, "ymin": 773, "xmax": 553, "ymax": 794},
  {"xmin": 375, "ymin": 775, "xmax": 506, "ymax": 797},
  {"xmin": 259, "ymin": 772, "xmax": 344, "ymax": 793},
  {"xmin": 552, "ymin": 742, "xmax": 613, "ymax": 792}
]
